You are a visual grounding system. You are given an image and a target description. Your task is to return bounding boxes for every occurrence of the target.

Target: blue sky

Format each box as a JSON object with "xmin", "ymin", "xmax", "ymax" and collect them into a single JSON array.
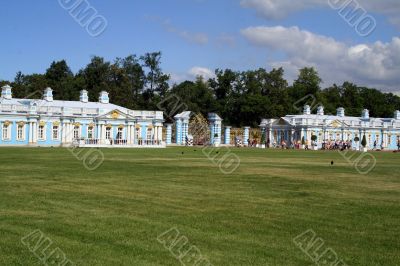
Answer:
[{"xmin": 1, "ymin": 0, "xmax": 399, "ymax": 92}]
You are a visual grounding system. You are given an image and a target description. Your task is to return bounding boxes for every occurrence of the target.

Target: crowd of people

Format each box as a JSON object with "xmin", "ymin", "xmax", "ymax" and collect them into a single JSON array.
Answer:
[
  {"xmin": 237, "ymin": 137, "xmax": 400, "ymax": 151},
  {"xmin": 322, "ymin": 140, "xmax": 353, "ymax": 150}
]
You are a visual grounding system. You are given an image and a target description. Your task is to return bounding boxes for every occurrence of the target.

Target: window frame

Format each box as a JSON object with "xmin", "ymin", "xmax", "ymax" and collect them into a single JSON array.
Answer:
[
  {"xmin": 73, "ymin": 126, "xmax": 80, "ymax": 140},
  {"xmin": 105, "ymin": 127, "xmax": 112, "ymax": 140},
  {"xmin": 17, "ymin": 124, "xmax": 25, "ymax": 141},
  {"xmin": 2, "ymin": 123, "xmax": 11, "ymax": 141},
  {"xmin": 87, "ymin": 126, "xmax": 94, "ymax": 139},
  {"xmin": 38, "ymin": 125, "xmax": 46, "ymax": 141},
  {"xmin": 52, "ymin": 126, "xmax": 60, "ymax": 141}
]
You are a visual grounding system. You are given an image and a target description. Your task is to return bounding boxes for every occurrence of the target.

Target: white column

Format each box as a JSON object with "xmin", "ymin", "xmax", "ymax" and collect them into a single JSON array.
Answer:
[
  {"xmin": 101, "ymin": 125, "xmax": 106, "ymax": 143},
  {"xmin": 158, "ymin": 126, "xmax": 162, "ymax": 142},
  {"xmin": 32, "ymin": 122, "xmax": 37, "ymax": 143},
  {"xmin": 29, "ymin": 122, "xmax": 33, "ymax": 143},
  {"xmin": 62, "ymin": 122, "xmax": 67, "ymax": 143}
]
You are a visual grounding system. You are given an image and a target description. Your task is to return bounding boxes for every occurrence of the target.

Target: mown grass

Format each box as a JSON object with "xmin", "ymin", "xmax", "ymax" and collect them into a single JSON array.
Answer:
[{"xmin": 0, "ymin": 147, "xmax": 399, "ymax": 265}]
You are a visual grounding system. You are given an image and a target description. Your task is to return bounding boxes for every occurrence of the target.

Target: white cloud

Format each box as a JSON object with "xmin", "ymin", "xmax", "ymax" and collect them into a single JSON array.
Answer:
[
  {"xmin": 146, "ymin": 16, "xmax": 208, "ymax": 45},
  {"xmin": 188, "ymin": 67, "xmax": 215, "ymax": 79},
  {"xmin": 241, "ymin": 26, "xmax": 400, "ymax": 92},
  {"xmin": 169, "ymin": 67, "xmax": 215, "ymax": 85},
  {"xmin": 240, "ymin": 0, "xmax": 400, "ymax": 28}
]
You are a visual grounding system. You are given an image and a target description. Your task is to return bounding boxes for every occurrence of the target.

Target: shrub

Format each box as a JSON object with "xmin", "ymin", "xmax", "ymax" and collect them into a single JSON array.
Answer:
[{"xmin": 311, "ymin": 135, "xmax": 317, "ymax": 142}]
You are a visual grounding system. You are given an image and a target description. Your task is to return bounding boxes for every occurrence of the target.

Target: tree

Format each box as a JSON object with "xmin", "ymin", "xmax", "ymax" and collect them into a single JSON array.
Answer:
[
  {"xmin": 120, "ymin": 55, "xmax": 145, "ymax": 109},
  {"xmin": 79, "ymin": 56, "xmax": 111, "ymax": 102},
  {"xmin": 45, "ymin": 60, "xmax": 76, "ymax": 100},
  {"xmin": 290, "ymin": 67, "xmax": 322, "ymax": 107},
  {"xmin": 141, "ymin": 52, "xmax": 170, "ymax": 97}
]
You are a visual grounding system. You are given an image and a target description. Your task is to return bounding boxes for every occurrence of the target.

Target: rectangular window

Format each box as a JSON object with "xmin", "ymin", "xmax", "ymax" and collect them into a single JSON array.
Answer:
[
  {"xmin": 52, "ymin": 126, "xmax": 59, "ymax": 140},
  {"xmin": 73, "ymin": 126, "xmax": 80, "ymax": 140},
  {"xmin": 38, "ymin": 125, "xmax": 45, "ymax": 140},
  {"xmin": 88, "ymin": 127, "xmax": 94, "ymax": 139},
  {"xmin": 106, "ymin": 128, "xmax": 111, "ymax": 140},
  {"xmin": 147, "ymin": 128, "xmax": 153, "ymax": 140},
  {"xmin": 17, "ymin": 125, "xmax": 24, "ymax": 140},
  {"xmin": 117, "ymin": 128, "xmax": 123, "ymax": 140},
  {"xmin": 2, "ymin": 124, "xmax": 10, "ymax": 140},
  {"xmin": 135, "ymin": 128, "xmax": 140, "ymax": 140}
]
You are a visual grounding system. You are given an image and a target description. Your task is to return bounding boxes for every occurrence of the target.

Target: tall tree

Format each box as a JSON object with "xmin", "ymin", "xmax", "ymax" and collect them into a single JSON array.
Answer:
[
  {"xmin": 140, "ymin": 52, "xmax": 170, "ymax": 97},
  {"xmin": 45, "ymin": 60, "xmax": 76, "ymax": 100},
  {"xmin": 79, "ymin": 56, "xmax": 111, "ymax": 102}
]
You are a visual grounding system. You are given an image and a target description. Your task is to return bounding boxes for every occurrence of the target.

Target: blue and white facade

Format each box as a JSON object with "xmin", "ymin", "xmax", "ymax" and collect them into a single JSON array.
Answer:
[
  {"xmin": 0, "ymin": 85, "xmax": 165, "ymax": 148},
  {"xmin": 260, "ymin": 105, "xmax": 400, "ymax": 150}
]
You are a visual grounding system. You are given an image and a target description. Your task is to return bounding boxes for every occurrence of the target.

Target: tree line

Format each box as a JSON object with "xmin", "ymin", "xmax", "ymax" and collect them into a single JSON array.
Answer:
[{"xmin": 1, "ymin": 52, "xmax": 399, "ymax": 127}]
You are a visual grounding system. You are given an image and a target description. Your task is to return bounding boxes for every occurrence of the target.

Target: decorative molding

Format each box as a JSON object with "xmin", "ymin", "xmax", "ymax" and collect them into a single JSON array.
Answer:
[
  {"xmin": 53, "ymin": 121, "xmax": 60, "ymax": 127},
  {"xmin": 39, "ymin": 121, "xmax": 46, "ymax": 127},
  {"xmin": 111, "ymin": 110, "xmax": 119, "ymax": 119},
  {"xmin": 3, "ymin": 120, "xmax": 11, "ymax": 126}
]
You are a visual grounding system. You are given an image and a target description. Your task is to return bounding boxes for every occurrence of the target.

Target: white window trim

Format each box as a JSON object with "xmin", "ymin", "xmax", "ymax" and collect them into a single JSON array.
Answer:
[
  {"xmin": 73, "ymin": 126, "xmax": 81, "ymax": 140},
  {"xmin": 52, "ymin": 126, "xmax": 60, "ymax": 141},
  {"xmin": 2, "ymin": 123, "xmax": 11, "ymax": 141},
  {"xmin": 117, "ymin": 128, "xmax": 124, "ymax": 140},
  {"xmin": 105, "ymin": 127, "xmax": 112, "ymax": 140},
  {"xmin": 87, "ymin": 126, "xmax": 95, "ymax": 139},
  {"xmin": 38, "ymin": 125, "xmax": 46, "ymax": 141},
  {"xmin": 146, "ymin": 128, "xmax": 153, "ymax": 141},
  {"xmin": 17, "ymin": 124, "xmax": 26, "ymax": 141}
]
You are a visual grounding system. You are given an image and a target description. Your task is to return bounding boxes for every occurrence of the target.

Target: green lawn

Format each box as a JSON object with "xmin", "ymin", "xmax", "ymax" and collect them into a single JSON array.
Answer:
[{"xmin": 0, "ymin": 147, "xmax": 399, "ymax": 265}]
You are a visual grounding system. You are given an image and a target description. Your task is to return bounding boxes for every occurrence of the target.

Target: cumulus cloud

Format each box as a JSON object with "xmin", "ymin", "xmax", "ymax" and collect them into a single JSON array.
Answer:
[
  {"xmin": 240, "ymin": 0, "xmax": 400, "ymax": 28},
  {"xmin": 241, "ymin": 26, "xmax": 400, "ymax": 92},
  {"xmin": 188, "ymin": 67, "xmax": 215, "ymax": 79},
  {"xmin": 169, "ymin": 67, "xmax": 215, "ymax": 84}
]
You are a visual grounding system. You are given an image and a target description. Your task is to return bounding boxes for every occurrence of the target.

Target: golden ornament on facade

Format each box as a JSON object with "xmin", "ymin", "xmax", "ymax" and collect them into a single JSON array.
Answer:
[
  {"xmin": 3, "ymin": 121, "xmax": 11, "ymax": 126},
  {"xmin": 18, "ymin": 121, "xmax": 26, "ymax": 126},
  {"xmin": 111, "ymin": 110, "xmax": 119, "ymax": 119},
  {"xmin": 148, "ymin": 125, "xmax": 154, "ymax": 129},
  {"xmin": 118, "ymin": 124, "xmax": 125, "ymax": 129},
  {"xmin": 73, "ymin": 122, "xmax": 81, "ymax": 127},
  {"xmin": 39, "ymin": 121, "xmax": 46, "ymax": 127},
  {"xmin": 53, "ymin": 121, "xmax": 60, "ymax": 127},
  {"xmin": 135, "ymin": 124, "xmax": 141, "ymax": 129},
  {"xmin": 106, "ymin": 124, "xmax": 112, "ymax": 129}
]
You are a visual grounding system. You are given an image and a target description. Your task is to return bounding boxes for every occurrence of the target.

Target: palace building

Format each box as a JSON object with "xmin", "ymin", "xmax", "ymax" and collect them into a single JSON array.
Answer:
[
  {"xmin": 0, "ymin": 85, "xmax": 165, "ymax": 148},
  {"xmin": 260, "ymin": 105, "xmax": 400, "ymax": 150}
]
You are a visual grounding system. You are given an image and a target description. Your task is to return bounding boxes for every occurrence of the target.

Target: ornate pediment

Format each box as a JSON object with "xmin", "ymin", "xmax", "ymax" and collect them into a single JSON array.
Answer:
[
  {"xmin": 327, "ymin": 119, "xmax": 349, "ymax": 128},
  {"xmin": 273, "ymin": 118, "xmax": 292, "ymax": 126},
  {"xmin": 97, "ymin": 109, "xmax": 131, "ymax": 120}
]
